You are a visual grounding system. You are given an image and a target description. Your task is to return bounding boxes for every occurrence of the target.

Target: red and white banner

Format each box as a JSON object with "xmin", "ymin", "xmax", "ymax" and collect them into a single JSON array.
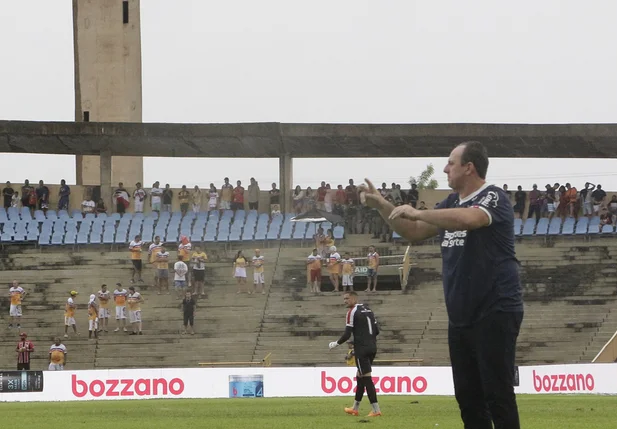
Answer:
[{"xmin": 0, "ymin": 363, "xmax": 616, "ymax": 402}]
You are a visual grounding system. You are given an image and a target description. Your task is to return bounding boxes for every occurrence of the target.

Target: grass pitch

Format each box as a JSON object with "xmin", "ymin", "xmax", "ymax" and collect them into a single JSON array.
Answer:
[{"xmin": 2, "ymin": 395, "xmax": 616, "ymax": 428}]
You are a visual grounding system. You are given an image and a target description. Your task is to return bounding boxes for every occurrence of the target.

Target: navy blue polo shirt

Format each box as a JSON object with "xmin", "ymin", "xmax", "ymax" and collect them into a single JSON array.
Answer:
[{"xmin": 437, "ymin": 184, "xmax": 523, "ymax": 327}]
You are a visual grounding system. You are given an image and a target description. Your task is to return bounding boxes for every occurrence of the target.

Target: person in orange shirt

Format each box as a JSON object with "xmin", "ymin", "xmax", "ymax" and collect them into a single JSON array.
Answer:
[
  {"xmin": 366, "ymin": 246, "xmax": 380, "ymax": 292},
  {"xmin": 129, "ymin": 235, "xmax": 144, "ymax": 283},
  {"xmin": 113, "ymin": 283, "xmax": 128, "ymax": 332},
  {"xmin": 564, "ymin": 183, "xmax": 578, "ymax": 218},
  {"xmin": 307, "ymin": 249, "xmax": 323, "ymax": 293},
  {"xmin": 64, "ymin": 291, "xmax": 78, "ymax": 338},
  {"xmin": 8, "ymin": 280, "xmax": 26, "ymax": 329},
  {"xmin": 328, "ymin": 246, "xmax": 342, "ymax": 292}
]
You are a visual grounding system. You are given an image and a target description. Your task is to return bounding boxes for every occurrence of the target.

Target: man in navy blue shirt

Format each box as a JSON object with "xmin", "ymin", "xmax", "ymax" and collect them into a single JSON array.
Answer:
[{"xmin": 359, "ymin": 141, "xmax": 523, "ymax": 429}]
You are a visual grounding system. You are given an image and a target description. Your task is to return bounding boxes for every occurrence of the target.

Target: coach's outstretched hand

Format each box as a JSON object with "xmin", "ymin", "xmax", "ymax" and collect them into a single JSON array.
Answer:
[
  {"xmin": 328, "ymin": 341, "xmax": 339, "ymax": 350},
  {"xmin": 357, "ymin": 178, "xmax": 386, "ymax": 209},
  {"xmin": 389, "ymin": 204, "xmax": 420, "ymax": 221}
]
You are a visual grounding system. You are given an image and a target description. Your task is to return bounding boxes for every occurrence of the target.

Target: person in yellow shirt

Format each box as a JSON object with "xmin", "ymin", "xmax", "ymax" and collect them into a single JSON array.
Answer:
[
  {"xmin": 8, "ymin": 280, "xmax": 26, "ymax": 329},
  {"xmin": 366, "ymin": 246, "xmax": 380, "ymax": 292},
  {"xmin": 113, "ymin": 283, "xmax": 128, "ymax": 332},
  {"xmin": 341, "ymin": 252, "xmax": 355, "ymax": 292},
  {"xmin": 233, "ymin": 250, "xmax": 249, "ymax": 294},
  {"xmin": 328, "ymin": 246, "xmax": 342, "ymax": 292},
  {"xmin": 63, "ymin": 291, "xmax": 78, "ymax": 338},
  {"xmin": 129, "ymin": 235, "xmax": 144, "ymax": 283},
  {"xmin": 345, "ymin": 341, "xmax": 356, "ymax": 367},
  {"xmin": 307, "ymin": 249, "xmax": 323, "ymax": 293},
  {"xmin": 155, "ymin": 246, "xmax": 170, "ymax": 295},
  {"xmin": 252, "ymin": 249, "xmax": 265, "ymax": 295},
  {"xmin": 148, "ymin": 236, "xmax": 164, "ymax": 285},
  {"xmin": 127, "ymin": 286, "xmax": 144, "ymax": 335},
  {"xmin": 191, "ymin": 246, "xmax": 208, "ymax": 296},
  {"xmin": 87, "ymin": 294, "xmax": 99, "ymax": 339},
  {"xmin": 48, "ymin": 337, "xmax": 67, "ymax": 371},
  {"xmin": 97, "ymin": 284, "xmax": 111, "ymax": 332}
]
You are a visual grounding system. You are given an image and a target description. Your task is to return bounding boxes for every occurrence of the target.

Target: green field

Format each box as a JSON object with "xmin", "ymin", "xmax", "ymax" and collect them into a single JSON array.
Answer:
[{"xmin": 2, "ymin": 395, "xmax": 616, "ymax": 428}]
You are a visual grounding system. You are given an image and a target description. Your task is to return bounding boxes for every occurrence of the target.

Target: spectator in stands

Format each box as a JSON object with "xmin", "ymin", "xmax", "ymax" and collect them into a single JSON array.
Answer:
[
  {"xmin": 87, "ymin": 294, "xmax": 99, "ymax": 340},
  {"xmin": 600, "ymin": 207, "xmax": 613, "ymax": 226},
  {"xmin": 2, "ymin": 181, "xmax": 14, "ymax": 209},
  {"xmin": 418, "ymin": 201, "xmax": 428, "ymax": 210},
  {"xmin": 113, "ymin": 283, "xmax": 128, "ymax": 332},
  {"xmin": 248, "ymin": 178, "xmax": 260, "ymax": 210},
  {"xmin": 96, "ymin": 198, "xmax": 107, "ymax": 214},
  {"xmin": 11, "ymin": 191, "xmax": 19, "ymax": 208},
  {"xmin": 192, "ymin": 185, "xmax": 202, "ymax": 213},
  {"xmin": 580, "ymin": 182, "xmax": 595, "ymax": 218},
  {"xmin": 408, "ymin": 184, "xmax": 419, "ymax": 208},
  {"xmin": 314, "ymin": 227, "xmax": 326, "ymax": 258},
  {"xmin": 269, "ymin": 183, "xmax": 280, "ymax": 214},
  {"xmin": 178, "ymin": 236, "xmax": 192, "ymax": 262},
  {"xmin": 48, "ymin": 337, "xmax": 67, "ymax": 371},
  {"xmin": 133, "ymin": 182, "xmax": 146, "ymax": 213},
  {"xmin": 233, "ymin": 250, "xmax": 249, "ymax": 294},
  {"xmin": 208, "ymin": 184, "xmax": 218, "ymax": 211},
  {"xmin": 390, "ymin": 184, "xmax": 403, "ymax": 206},
  {"xmin": 307, "ymin": 248, "xmax": 322, "ymax": 293},
  {"xmin": 328, "ymin": 245, "xmax": 341, "ymax": 292},
  {"xmin": 174, "ymin": 254, "xmax": 189, "ymax": 299},
  {"xmin": 63, "ymin": 291, "xmax": 78, "ymax": 338},
  {"xmin": 305, "ymin": 186, "xmax": 316, "ymax": 210},
  {"xmin": 9, "ymin": 280, "xmax": 26, "ymax": 329},
  {"xmin": 36, "ymin": 180, "xmax": 50, "ymax": 214},
  {"xmin": 154, "ymin": 245, "xmax": 170, "ymax": 295},
  {"xmin": 608, "ymin": 195, "xmax": 617, "ymax": 218},
  {"xmin": 182, "ymin": 291, "xmax": 196, "ymax": 335},
  {"xmin": 148, "ymin": 236, "xmax": 164, "ymax": 286},
  {"xmin": 334, "ymin": 185, "xmax": 346, "ymax": 216},
  {"xmin": 81, "ymin": 194, "xmax": 95, "ymax": 215},
  {"xmin": 592, "ymin": 184, "xmax": 607, "ymax": 215},
  {"xmin": 527, "ymin": 184, "xmax": 541, "ymax": 222},
  {"xmin": 127, "ymin": 286, "xmax": 143, "ymax": 335},
  {"xmin": 292, "ymin": 185, "xmax": 304, "ymax": 213},
  {"xmin": 341, "ymin": 252, "xmax": 355, "ymax": 292},
  {"xmin": 16, "ymin": 332, "xmax": 34, "ymax": 370},
  {"xmin": 97, "ymin": 284, "xmax": 111, "ymax": 332},
  {"xmin": 58, "ymin": 179, "xmax": 70, "ymax": 211},
  {"xmin": 503, "ymin": 184, "xmax": 512, "ymax": 201},
  {"xmin": 325, "ymin": 184, "xmax": 337, "ymax": 213},
  {"xmin": 21, "ymin": 180, "xmax": 34, "ymax": 212},
  {"xmin": 544, "ymin": 184, "xmax": 556, "ymax": 219},
  {"xmin": 366, "ymin": 246, "xmax": 380, "ymax": 292},
  {"xmin": 324, "ymin": 230, "xmax": 335, "ymax": 257},
  {"xmin": 252, "ymin": 249, "xmax": 265, "ymax": 294},
  {"xmin": 232, "ymin": 180, "xmax": 245, "ymax": 211},
  {"xmin": 564, "ymin": 183, "xmax": 578, "ymax": 218},
  {"xmin": 556, "ymin": 185, "xmax": 568, "ymax": 218},
  {"xmin": 316, "ymin": 182, "xmax": 327, "ymax": 210},
  {"xmin": 162, "ymin": 184, "xmax": 173, "ymax": 212},
  {"xmin": 150, "ymin": 181, "xmax": 163, "ymax": 213},
  {"xmin": 191, "ymin": 245, "xmax": 207, "ymax": 296},
  {"xmin": 113, "ymin": 183, "xmax": 130, "ymax": 214},
  {"xmin": 345, "ymin": 179, "xmax": 358, "ymax": 205},
  {"xmin": 129, "ymin": 235, "xmax": 144, "ymax": 283},
  {"xmin": 379, "ymin": 183, "xmax": 389, "ymax": 198},
  {"xmin": 513, "ymin": 185, "xmax": 526, "ymax": 219},
  {"xmin": 220, "ymin": 177, "xmax": 233, "ymax": 210},
  {"xmin": 178, "ymin": 185, "xmax": 190, "ymax": 215}
]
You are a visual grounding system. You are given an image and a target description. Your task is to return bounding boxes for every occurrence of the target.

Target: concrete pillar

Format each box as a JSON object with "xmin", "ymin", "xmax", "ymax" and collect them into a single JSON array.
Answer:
[
  {"xmin": 279, "ymin": 155, "xmax": 293, "ymax": 213},
  {"xmin": 73, "ymin": 0, "xmax": 143, "ymax": 186},
  {"xmin": 100, "ymin": 149, "xmax": 112, "ymax": 210}
]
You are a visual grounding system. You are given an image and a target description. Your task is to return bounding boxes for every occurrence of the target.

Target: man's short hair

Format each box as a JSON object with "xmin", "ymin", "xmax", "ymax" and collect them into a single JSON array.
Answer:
[
  {"xmin": 344, "ymin": 291, "xmax": 358, "ymax": 297},
  {"xmin": 459, "ymin": 141, "xmax": 489, "ymax": 179}
]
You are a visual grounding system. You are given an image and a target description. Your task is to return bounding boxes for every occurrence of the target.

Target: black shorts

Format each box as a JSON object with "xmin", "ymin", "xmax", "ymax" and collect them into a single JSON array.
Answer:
[
  {"xmin": 193, "ymin": 270, "xmax": 205, "ymax": 282},
  {"xmin": 355, "ymin": 350, "xmax": 376, "ymax": 376},
  {"xmin": 183, "ymin": 312, "xmax": 194, "ymax": 326},
  {"xmin": 17, "ymin": 362, "xmax": 30, "ymax": 370},
  {"xmin": 132, "ymin": 260, "xmax": 142, "ymax": 270}
]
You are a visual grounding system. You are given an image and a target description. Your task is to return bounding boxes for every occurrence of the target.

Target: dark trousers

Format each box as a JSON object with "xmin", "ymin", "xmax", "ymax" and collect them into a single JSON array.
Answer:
[
  {"xmin": 17, "ymin": 362, "xmax": 30, "ymax": 370},
  {"xmin": 183, "ymin": 312, "xmax": 194, "ymax": 327},
  {"xmin": 448, "ymin": 311, "xmax": 523, "ymax": 429}
]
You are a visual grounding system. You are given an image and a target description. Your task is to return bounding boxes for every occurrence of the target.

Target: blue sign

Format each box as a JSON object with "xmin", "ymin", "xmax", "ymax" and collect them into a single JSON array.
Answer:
[{"xmin": 229, "ymin": 375, "xmax": 264, "ymax": 398}]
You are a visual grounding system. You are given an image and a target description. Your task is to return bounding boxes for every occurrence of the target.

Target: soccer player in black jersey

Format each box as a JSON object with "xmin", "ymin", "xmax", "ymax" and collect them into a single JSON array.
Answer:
[
  {"xmin": 328, "ymin": 291, "xmax": 381, "ymax": 417},
  {"xmin": 359, "ymin": 141, "xmax": 523, "ymax": 429}
]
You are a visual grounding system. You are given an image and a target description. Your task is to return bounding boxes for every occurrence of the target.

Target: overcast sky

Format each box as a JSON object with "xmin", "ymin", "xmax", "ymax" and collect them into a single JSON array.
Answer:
[{"xmin": 1, "ymin": 1, "xmax": 617, "ymax": 190}]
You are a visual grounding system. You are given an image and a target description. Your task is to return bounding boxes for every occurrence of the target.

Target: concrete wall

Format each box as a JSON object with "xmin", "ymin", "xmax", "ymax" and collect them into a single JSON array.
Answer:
[{"xmin": 73, "ymin": 0, "xmax": 143, "ymax": 186}]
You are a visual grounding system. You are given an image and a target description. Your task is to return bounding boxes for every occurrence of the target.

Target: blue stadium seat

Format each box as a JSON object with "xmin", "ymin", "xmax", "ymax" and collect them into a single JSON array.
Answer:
[
  {"xmin": 7, "ymin": 207, "xmax": 20, "ymax": 220},
  {"xmin": 71, "ymin": 210, "xmax": 83, "ymax": 219},
  {"xmin": 535, "ymin": 218, "xmax": 549, "ymax": 235},
  {"xmin": 97, "ymin": 212, "xmax": 108, "ymax": 219},
  {"xmin": 121, "ymin": 212, "xmax": 133, "ymax": 220},
  {"xmin": 104, "ymin": 230, "xmax": 116, "ymax": 244},
  {"xmin": 20, "ymin": 206, "xmax": 31, "ymax": 218},
  {"xmin": 26, "ymin": 229, "xmax": 39, "ymax": 241},
  {"xmin": 601, "ymin": 223, "xmax": 614, "ymax": 234},
  {"xmin": 147, "ymin": 211, "xmax": 159, "ymax": 219},
  {"xmin": 513, "ymin": 218, "xmax": 522, "ymax": 236},
  {"xmin": 58, "ymin": 210, "xmax": 69, "ymax": 219},
  {"xmin": 228, "ymin": 229, "xmax": 241, "ymax": 242},
  {"xmin": 562, "ymin": 217, "xmax": 575, "ymax": 235},
  {"xmin": 84, "ymin": 213, "xmax": 96, "ymax": 221},
  {"xmin": 34, "ymin": 210, "xmax": 46, "ymax": 222},
  {"xmin": 90, "ymin": 232, "xmax": 102, "ymax": 244},
  {"xmin": 51, "ymin": 234, "xmax": 64, "ymax": 245},
  {"xmin": 64, "ymin": 231, "xmax": 77, "ymax": 244},
  {"xmin": 76, "ymin": 233, "xmax": 89, "ymax": 245},
  {"xmin": 521, "ymin": 218, "xmax": 535, "ymax": 236},
  {"xmin": 38, "ymin": 233, "xmax": 51, "ymax": 245},
  {"xmin": 242, "ymin": 225, "xmax": 255, "ymax": 241},
  {"xmin": 547, "ymin": 217, "xmax": 562, "ymax": 236},
  {"xmin": 0, "ymin": 210, "xmax": 7, "ymax": 223},
  {"xmin": 575, "ymin": 217, "xmax": 589, "ymax": 235},
  {"xmin": 392, "ymin": 231, "xmax": 401, "ymax": 239},
  {"xmin": 292, "ymin": 223, "xmax": 306, "ymax": 239},
  {"xmin": 305, "ymin": 223, "xmax": 316, "ymax": 240},
  {"xmin": 588, "ymin": 217, "xmax": 600, "ymax": 235},
  {"xmin": 280, "ymin": 223, "xmax": 294, "ymax": 240},
  {"xmin": 46, "ymin": 210, "xmax": 57, "ymax": 220}
]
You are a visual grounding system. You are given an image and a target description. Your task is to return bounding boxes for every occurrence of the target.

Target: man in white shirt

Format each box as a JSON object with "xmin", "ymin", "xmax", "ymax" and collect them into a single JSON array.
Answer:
[
  {"xmin": 150, "ymin": 181, "xmax": 163, "ymax": 213},
  {"xmin": 133, "ymin": 183, "xmax": 147, "ymax": 213},
  {"xmin": 81, "ymin": 197, "xmax": 95, "ymax": 215},
  {"xmin": 174, "ymin": 255, "xmax": 189, "ymax": 299}
]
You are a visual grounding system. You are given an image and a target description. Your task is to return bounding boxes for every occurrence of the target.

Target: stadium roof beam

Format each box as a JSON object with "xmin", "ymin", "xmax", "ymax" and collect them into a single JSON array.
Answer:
[{"xmin": 2, "ymin": 120, "xmax": 617, "ymax": 158}]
